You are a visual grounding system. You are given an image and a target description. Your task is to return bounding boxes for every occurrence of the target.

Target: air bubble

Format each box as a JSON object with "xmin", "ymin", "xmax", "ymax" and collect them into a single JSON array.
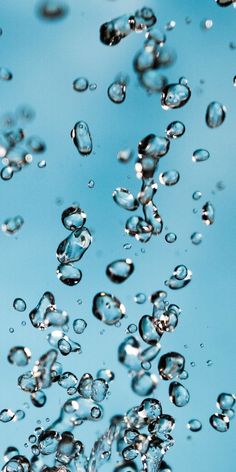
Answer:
[
  {"xmin": 217, "ymin": 393, "xmax": 235, "ymax": 410},
  {"xmin": 13, "ymin": 298, "xmax": 26, "ymax": 312},
  {"xmin": 165, "ymin": 233, "xmax": 177, "ymax": 243},
  {"xmin": 187, "ymin": 419, "xmax": 202, "ymax": 432},
  {"xmin": 202, "ymin": 202, "xmax": 215, "ymax": 225},
  {"xmin": 161, "ymin": 80, "xmax": 191, "ymax": 109},
  {"xmin": 73, "ymin": 77, "xmax": 89, "ymax": 92},
  {"xmin": 159, "ymin": 170, "xmax": 180, "ymax": 186},
  {"xmin": 166, "ymin": 121, "xmax": 185, "ymax": 139},
  {"xmin": 71, "ymin": 121, "xmax": 93, "ymax": 156},
  {"xmin": 113, "ymin": 188, "xmax": 139, "ymax": 211},
  {"xmin": 92, "ymin": 292, "xmax": 126, "ymax": 325},
  {"xmin": 169, "ymin": 382, "xmax": 190, "ymax": 407},
  {"xmin": 192, "ymin": 191, "xmax": 202, "ymax": 201},
  {"xmin": 192, "ymin": 149, "xmax": 210, "ymax": 163},
  {"xmin": 73, "ymin": 318, "xmax": 87, "ymax": 334},
  {"xmin": 106, "ymin": 259, "xmax": 134, "ymax": 283},
  {"xmin": 209, "ymin": 413, "xmax": 229, "ymax": 432},
  {"xmin": 191, "ymin": 232, "xmax": 202, "ymax": 245},
  {"xmin": 56, "ymin": 263, "xmax": 82, "ymax": 286},
  {"xmin": 108, "ymin": 81, "xmax": 126, "ymax": 104},
  {"xmin": 206, "ymin": 101, "xmax": 226, "ymax": 128}
]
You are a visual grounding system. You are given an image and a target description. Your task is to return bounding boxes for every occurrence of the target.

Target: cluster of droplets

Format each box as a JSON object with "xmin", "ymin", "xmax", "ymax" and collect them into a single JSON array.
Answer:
[
  {"xmin": 0, "ymin": 105, "xmax": 46, "ymax": 181},
  {"xmin": 56, "ymin": 205, "xmax": 92, "ymax": 285},
  {"xmin": 209, "ymin": 392, "xmax": 235, "ymax": 432}
]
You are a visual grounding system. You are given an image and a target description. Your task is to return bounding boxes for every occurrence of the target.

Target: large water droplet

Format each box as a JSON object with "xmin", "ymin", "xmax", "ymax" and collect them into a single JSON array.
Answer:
[
  {"xmin": 165, "ymin": 265, "xmax": 192, "ymax": 289},
  {"xmin": 158, "ymin": 352, "xmax": 185, "ymax": 380},
  {"xmin": 106, "ymin": 259, "xmax": 134, "ymax": 283},
  {"xmin": 159, "ymin": 170, "xmax": 180, "ymax": 186},
  {"xmin": 169, "ymin": 382, "xmax": 190, "ymax": 407},
  {"xmin": 206, "ymin": 101, "xmax": 226, "ymax": 128},
  {"xmin": 56, "ymin": 263, "xmax": 82, "ymax": 286},
  {"xmin": 56, "ymin": 227, "xmax": 92, "ymax": 264},
  {"xmin": 61, "ymin": 206, "xmax": 86, "ymax": 231},
  {"xmin": 8, "ymin": 346, "xmax": 31, "ymax": 366},
  {"xmin": 161, "ymin": 80, "xmax": 191, "ymax": 109},
  {"xmin": 71, "ymin": 121, "xmax": 93, "ymax": 156},
  {"xmin": 113, "ymin": 188, "xmax": 139, "ymax": 211},
  {"xmin": 217, "ymin": 393, "xmax": 235, "ymax": 410},
  {"xmin": 92, "ymin": 292, "xmax": 126, "ymax": 325},
  {"xmin": 131, "ymin": 371, "xmax": 158, "ymax": 396},
  {"xmin": 192, "ymin": 149, "xmax": 210, "ymax": 162},
  {"xmin": 209, "ymin": 413, "xmax": 230, "ymax": 432}
]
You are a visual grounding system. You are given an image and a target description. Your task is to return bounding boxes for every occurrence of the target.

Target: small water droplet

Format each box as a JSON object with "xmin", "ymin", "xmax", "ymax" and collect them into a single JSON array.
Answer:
[
  {"xmin": 209, "ymin": 413, "xmax": 229, "ymax": 432},
  {"xmin": 191, "ymin": 232, "xmax": 202, "ymax": 245},
  {"xmin": 165, "ymin": 232, "xmax": 177, "ymax": 243},
  {"xmin": 192, "ymin": 149, "xmax": 210, "ymax": 163},
  {"xmin": 187, "ymin": 419, "xmax": 202, "ymax": 432},
  {"xmin": 73, "ymin": 77, "xmax": 89, "ymax": 92},
  {"xmin": 13, "ymin": 298, "xmax": 26, "ymax": 312},
  {"xmin": 206, "ymin": 101, "xmax": 226, "ymax": 128}
]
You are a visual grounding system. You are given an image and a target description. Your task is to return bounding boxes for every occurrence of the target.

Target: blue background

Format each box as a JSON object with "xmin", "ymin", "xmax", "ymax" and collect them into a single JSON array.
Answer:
[{"xmin": 0, "ymin": 0, "xmax": 235, "ymax": 470}]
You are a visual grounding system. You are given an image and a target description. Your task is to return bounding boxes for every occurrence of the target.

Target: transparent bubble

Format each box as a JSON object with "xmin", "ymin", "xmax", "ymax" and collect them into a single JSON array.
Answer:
[
  {"xmin": 100, "ymin": 14, "xmax": 133, "ymax": 46},
  {"xmin": 134, "ymin": 293, "xmax": 146, "ymax": 304},
  {"xmin": 148, "ymin": 414, "xmax": 175, "ymax": 435},
  {"xmin": 192, "ymin": 148, "xmax": 210, "ymax": 163},
  {"xmin": 0, "ymin": 67, "xmax": 13, "ymax": 81},
  {"xmin": 217, "ymin": 393, "xmax": 235, "ymax": 410},
  {"xmin": 57, "ymin": 227, "xmax": 92, "ymax": 264},
  {"xmin": 131, "ymin": 371, "xmax": 158, "ymax": 396},
  {"xmin": 106, "ymin": 259, "xmax": 134, "ymax": 283},
  {"xmin": 139, "ymin": 315, "xmax": 160, "ymax": 345},
  {"xmin": 71, "ymin": 121, "xmax": 93, "ymax": 156},
  {"xmin": 138, "ymin": 398, "xmax": 162, "ymax": 421},
  {"xmin": 73, "ymin": 77, "xmax": 89, "ymax": 92},
  {"xmin": 169, "ymin": 382, "xmax": 190, "ymax": 407},
  {"xmin": 192, "ymin": 191, "xmax": 202, "ymax": 200},
  {"xmin": 88, "ymin": 179, "xmax": 95, "ymax": 188},
  {"xmin": 31, "ymin": 390, "xmax": 47, "ymax": 408},
  {"xmin": 165, "ymin": 20, "xmax": 176, "ymax": 31},
  {"xmin": 58, "ymin": 372, "xmax": 78, "ymax": 389},
  {"xmin": 2, "ymin": 215, "xmax": 24, "ymax": 235},
  {"xmin": 138, "ymin": 134, "xmax": 170, "ymax": 159},
  {"xmin": 191, "ymin": 232, "xmax": 202, "ymax": 245},
  {"xmin": 158, "ymin": 352, "xmax": 185, "ymax": 380},
  {"xmin": 38, "ymin": 160, "xmax": 46, "ymax": 168},
  {"xmin": 202, "ymin": 202, "xmax": 215, "ymax": 225},
  {"xmin": 92, "ymin": 292, "xmax": 126, "ymax": 325},
  {"xmin": 113, "ymin": 188, "xmax": 139, "ymax": 211},
  {"xmin": 127, "ymin": 324, "xmax": 137, "ymax": 334},
  {"xmin": 117, "ymin": 148, "xmax": 133, "ymax": 163},
  {"xmin": 159, "ymin": 170, "xmax": 180, "ymax": 186},
  {"xmin": 61, "ymin": 206, "xmax": 86, "ymax": 231},
  {"xmin": 37, "ymin": 0, "xmax": 68, "ymax": 20},
  {"xmin": 91, "ymin": 406, "xmax": 102, "ymax": 419},
  {"xmin": 73, "ymin": 318, "xmax": 87, "ymax": 334},
  {"xmin": 96, "ymin": 369, "xmax": 115, "ymax": 383},
  {"xmin": 57, "ymin": 263, "xmax": 82, "ymax": 286},
  {"xmin": 138, "ymin": 182, "xmax": 158, "ymax": 206},
  {"xmin": 108, "ymin": 82, "xmax": 126, "ymax": 104},
  {"xmin": 187, "ymin": 419, "xmax": 202, "ymax": 432},
  {"xmin": 1, "ymin": 165, "xmax": 14, "ymax": 181},
  {"xmin": 13, "ymin": 298, "xmax": 26, "ymax": 312},
  {"xmin": 29, "ymin": 292, "xmax": 68, "ymax": 330},
  {"xmin": 8, "ymin": 346, "xmax": 31, "ymax": 366},
  {"xmin": 0, "ymin": 409, "xmax": 15, "ymax": 423},
  {"xmin": 209, "ymin": 413, "xmax": 230, "ymax": 432},
  {"xmin": 143, "ymin": 201, "xmax": 163, "ymax": 235},
  {"xmin": 206, "ymin": 101, "xmax": 226, "ymax": 128},
  {"xmin": 165, "ymin": 265, "xmax": 192, "ymax": 290},
  {"xmin": 161, "ymin": 80, "xmax": 191, "ymax": 109},
  {"xmin": 165, "ymin": 232, "xmax": 177, "ymax": 243},
  {"xmin": 166, "ymin": 121, "xmax": 185, "ymax": 139}
]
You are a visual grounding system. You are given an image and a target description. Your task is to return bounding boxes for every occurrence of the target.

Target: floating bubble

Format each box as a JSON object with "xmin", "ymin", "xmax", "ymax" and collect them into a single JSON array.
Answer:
[
  {"xmin": 0, "ymin": 409, "xmax": 15, "ymax": 423},
  {"xmin": 125, "ymin": 215, "xmax": 153, "ymax": 242},
  {"xmin": 108, "ymin": 82, "xmax": 126, "ymax": 104},
  {"xmin": 1, "ymin": 165, "xmax": 14, "ymax": 181},
  {"xmin": 56, "ymin": 263, "xmax": 82, "ymax": 286},
  {"xmin": 113, "ymin": 188, "xmax": 139, "ymax": 211},
  {"xmin": 31, "ymin": 390, "xmax": 47, "ymax": 408},
  {"xmin": 192, "ymin": 148, "xmax": 210, "ymax": 163},
  {"xmin": 191, "ymin": 232, "xmax": 202, "ymax": 245},
  {"xmin": 161, "ymin": 80, "xmax": 191, "ymax": 109},
  {"xmin": 209, "ymin": 413, "xmax": 230, "ymax": 432},
  {"xmin": 0, "ymin": 67, "xmax": 13, "ymax": 81},
  {"xmin": 143, "ymin": 201, "xmax": 163, "ymax": 235},
  {"xmin": 2, "ymin": 215, "xmax": 24, "ymax": 235},
  {"xmin": 134, "ymin": 293, "xmax": 146, "ymax": 304},
  {"xmin": 138, "ymin": 181, "xmax": 158, "ymax": 206},
  {"xmin": 117, "ymin": 149, "xmax": 133, "ymax": 163},
  {"xmin": 165, "ymin": 265, "xmax": 192, "ymax": 290},
  {"xmin": 187, "ymin": 419, "xmax": 202, "ymax": 432},
  {"xmin": 38, "ymin": 160, "xmax": 46, "ymax": 168},
  {"xmin": 134, "ymin": 7, "xmax": 157, "ymax": 31},
  {"xmin": 159, "ymin": 170, "xmax": 180, "ymax": 186},
  {"xmin": 92, "ymin": 292, "xmax": 126, "ymax": 325},
  {"xmin": 106, "ymin": 258, "xmax": 134, "ymax": 283},
  {"xmin": 165, "ymin": 20, "xmax": 176, "ymax": 31},
  {"xmin": 202, "ymin": 202, "xmax": 215, "ymax": 226},
  {"xmin": 58, "ymin": 372, "xmax": 78, "ymax": 389},
  {"xmin": 192, "ymin": 191, "xmax": 202, "ymax": 200},
  {"xmin": 131, "ymin": 371, "xmax": 158, "ymax": 396},
  {"xmin": 118, "ymin": 336, "xmax": 141, "ymax": 371},
  {"xmin": 71, "ymin": 121, "xmax": 93, "ymax": 156},
  {"xmin": 138, "ymin": 134, "xmax": 170, "ymax": 159},
  {"xmin": 206, "ymin": 101, "xmax": 226, "ymax": 128},
  {"xmin": 169, "ymin": 382, "xmax": 190, "ymax": 407},
  {"xmin": 13, "ymin": 298, "xmax": 26, "ymax": 312},
  {"xmin": 61, "ymin": 206, "xmax": 86, "ymax": 231},
  {"xmin": 73, "ymin": 318, "xmax": 87, "ymax": 334},
  {"xmin": 56, "ymin": 227, "xmax": 92, "ymax": 264},
  {"xmin": 100, "ymin": 14, "xmax": 133, "ymax": 46},
  {"xmin": 29, "ymin": 292, "xmax": 68, "ymax": 330},
  {"xmin": 8, "ymin": 346, "xmax": 31, "ymax": 366},
  {"xmin": 139, "ymin": 315, "xmax": 160, "ymax": 345},
  {"xmin": 217, "ymin": 393, "xmax": 235, "ymax": 410},
  {"xmin": 37, "ymin": 0, "xmax": 68, "ymax": 20},
  {"xmin": 166, "ymin": 121, "xmax": 185, "ymax": 139},
  {"xmin": 139, "ymin": 71, "xmax": 167, "ymax": 93},
  {"xmin": 96, "ymin": 369, "xmax": 114, "ymax": 383},
  {"xmin": 165, "ymin": 232, "xmax": 177, "ymax": 243},
  {"xmin": 158, "ymin": 352, "xmax": 185, "ymax": 380},
  {"xmin": 73, "ymin": 77, "xmax": 89, "ymax": 92}
]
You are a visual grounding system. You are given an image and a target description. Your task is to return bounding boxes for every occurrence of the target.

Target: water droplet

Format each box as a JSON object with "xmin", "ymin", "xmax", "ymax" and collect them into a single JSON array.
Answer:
[
  {"xmin": 166, "ymin": 121, "xmax": 185, "ymax": 139},
  {"xmin": 0, "ymin": 409, "xmax": 15, "ymax": 423},
  {"xmin": 108, "ymin": 81, "xmax": 126, "ymax": 104},
  {"xmin": 31, "ymin": 390, "xmax": 47, "ymax": 408},
  {"xmin": 165, "ymin": 232, "xmax": 177, "ymax": 243},
  {"xmin": 58, "ymin": 372, "xmax": 78, "ymax": 389},
  {"xmin": 38, "ymin": 160, "xmax": 46, "ymax": 168},
  {"xmin": 92, "ymin": 292, "xmax": 126, "ymax": 325},
  {"xmin": 187, "ymin": 419, "xmax": 202, "ymax": 432},
  {"xmin": 192, "ymin": 191, "xmax": 202, "ymax": 200},
  {"xmin": 61, "ymin": 205, "xmax": 86, "ymax": 231},
  {"xmin": 1, "ymin": 165, "xmax": 14, "ymax": 181},
  {"xmin": 143, "ymin": 201, "xmax": 163, "ymax": 235},
  {"xmin": 217, "ymin": 393, "xmax": 235, "ymax": 410},
  {"xmin": 8, "ymin": 346, "xmax": 31, "ymax": 366},
  {"xmin": 13, "ymin": 298, "xmax": 26, "ymax": 312},
  {"xmin": 209, "ymin": 413, "xmax": 229, "ymax": 432},
  {"xmin": 159, "ymin": 170, "xmax": 180, "ymax": 186},
  {"xmin": 91, "ymin": 406, "xmax": 101, "ymax": 419},
  {"xmin": 57, "ymin": 263, "xmax": 82, "ymax": 286},
  {"xmin": 37, "ymin": 0, "xmax": 68, "ymax": 20},
  {"xmin": 96, "ymin": 369, "xmax": 114, "ymax": 383},
  {"xmin": 165, "ymin": 265, "xmax": 192, "ymax": 290},
  {"xmin": 202, "ymin": 202, "xmax": 215, "ymax": 225},
  {"xmin": 165, "ymin": 20, "xmax": 176, "ymax": 31},
  {"xmin": 131, "ymin": 371, "xmax": 158, "ymax": 396},
  {"xmin": 161, "ymin": 80, "xmax": 191, "ymax": 109},
  {"xmin": 57, "ymin": 227, "xmax": 92, "ymax": 264},
  {"xmin": 73, "ymin": 318, "xmax": 87, "ymax": 334},
  {"xmin": 216, "ymin": 0, "xmax": 234, "ymax": 6},
  {"xmin": 139, "ymin": 315, "xmax": 161, "ymax": 345},
  {"xmin": 113, "ymin": 188, "xmax": 139, "ymax": 211},
  {"xmin": 191, "ymin": 232, "xmax": 202, "ymax": 245},
  {"xmin": 201, "ymin": 19, "xmax": 213, "ymax": 30},
  {"xmin": 29, "ymin": 292, "xmax": 68, "ymax": 329},
  {"xmin": 27, "ymin": 136, "xmax": 46, "ymax": 153},
  {"xmin": 138, "ymin": 182, "xmax": 158, "ymax": 206},
  {"xmin": 169, "ymin": 382, "xmax": 190, "ymax": 407},
  {"xmin": 134, "ymin": 293, "xmax": 146, "ymax": 304},
  {"xmin": 134, "ymin": 7, "xmax": 157, "ymax": 32},
  {"xmin": 138, "ymin": 134, "xmax": 170, "ymax": 159},
  {"xmin": 106, "ymin": 259, "xmax": 134, "ymax": 283},
  {"xmin": 88, "ymin": 179, "xmax": 95, "ymax": 188},
  {"xmin": 117, "ymin": 148, "xmax": 133, "ymax": 163},
  {"xmin": 100, "ymin": 14, "xmax": 133, "ymax": 46},
  {"xmin": 158, "ymin": 352, "xmax": 185, "ymax": 380},
  {"xmin": 139, "ymin": 71, "xmax": 168, "ymax": 93},
  {"xmin": 206, "ymin": 101, "xmax": 226, "ymax": 128},
  {"xmin": 71, "ymin": 121, "xmax": 93, "ymax": 156},
  {"xmin": 0, "ymin": 67, "xmax": 13, "ymax": 81},
  {"xmin": 192, "ymin": 149, "xmax": 210, "ymax": 163},
  {"xmin": 2, "ymin": 215, "xmax": 24, "ymax": 235},
  {"xmin": 73, "ymin": 77, "xmax": 89, "ymax": 92}
]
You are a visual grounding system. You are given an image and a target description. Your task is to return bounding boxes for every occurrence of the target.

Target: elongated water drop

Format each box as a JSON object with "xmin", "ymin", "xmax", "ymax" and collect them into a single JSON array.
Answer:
[
  {"xmin": 202, "ymin": 202, "xmax": 215, "ymax": 225},
  {"xmin": 192, "ymin": 149, "xmax": 210, "ymax": 162},
  {"xmin": 209, "ymin": 413, "xmax": 229, "ymax": 432},
  {"xmin": 206, "ymin": 101, "xmax": 226, "ymax": 128},
  {"xmin": 113, "ymin": 188, "xmax": 139, "ymax": 211},
  {"xmin": 71, "ymin": 121, "xmax": 93, "ymax": 156},
  {"xmin": 169, "ymin": 382, "xmax": 190, "ymax": 407},
  {"xmin": 56, "ymin": 227, "xmax": 92, "ymax": 264}
]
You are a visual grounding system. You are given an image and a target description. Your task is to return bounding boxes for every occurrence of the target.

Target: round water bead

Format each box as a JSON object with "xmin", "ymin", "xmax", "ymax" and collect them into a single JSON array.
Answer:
[
  {"xmin": 73, "ymin": 318, "xmax": 87, "ymax": 334},
  {"xmin": 192, "ymin": 149, "xmax": 210, "ymax": 163},
  {"xmin": 73, "ymin": 77, "xmax": 89, "ymax": 92},
  {"xmin": 187, "ymin": 419, "xmax": 202, "ymax": 432},
  {"xmin": 13, "ymin": 298, "xmax": 26, "ymax": 312},
  {"xmin": 209, "ymin": 413, "xmax": 229, "ymax": 432},
  {"xmin": 92, "ymin": 292, "xmax": 126, "ymax": 325},
  {"xmin": 57, "ymin": 263, "xmax": 82, "ymax": 286}
]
